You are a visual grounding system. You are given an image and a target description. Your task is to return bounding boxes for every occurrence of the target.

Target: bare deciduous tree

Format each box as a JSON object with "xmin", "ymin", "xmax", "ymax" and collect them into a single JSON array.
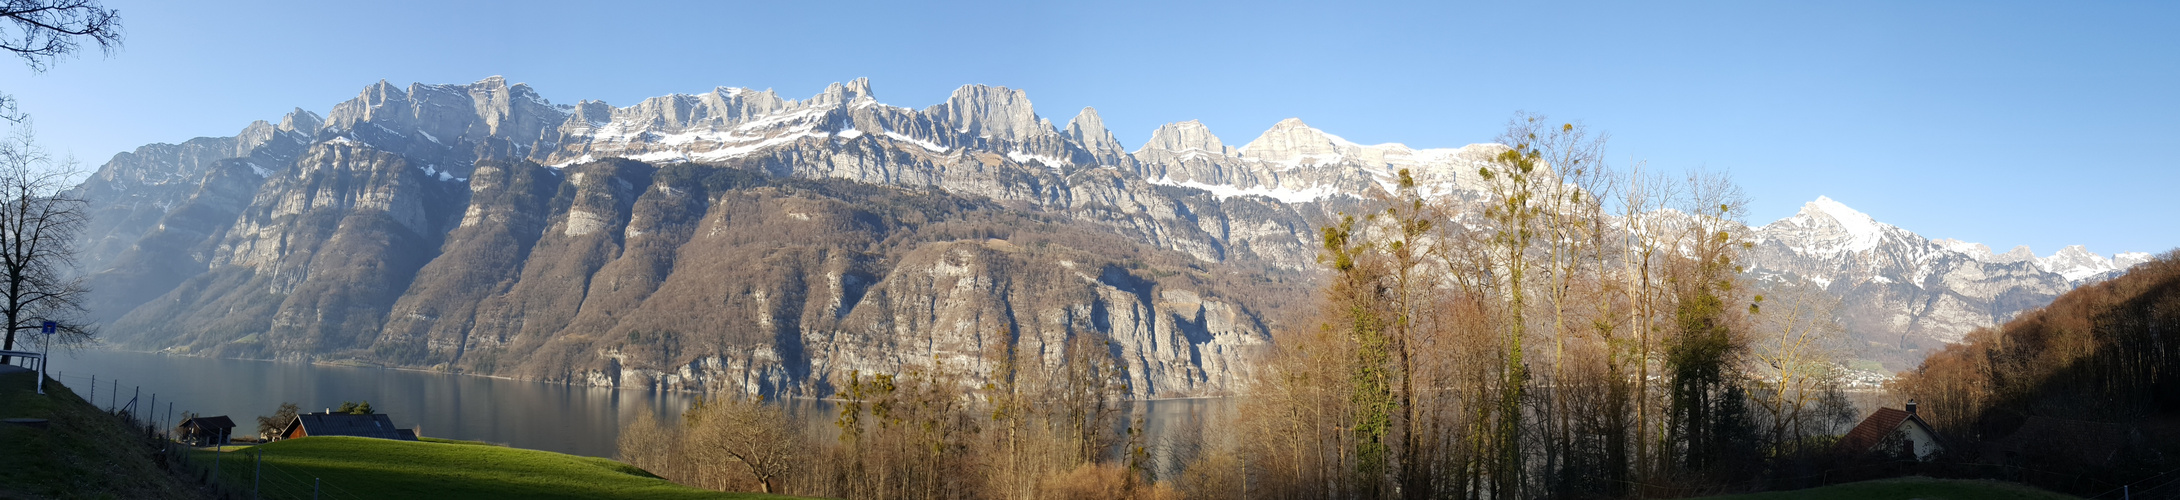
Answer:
[
  {"xmin": 0, "ymin": 0, "xmax": 115, "ymax": 359},
  {"xmin": 256, "ymin": 402, "xmax": 300, "ymax": 441},
  {"xmin": 1749, "ymin": 277, "xmax": 1848, "ymax": 453},
  {"xmin": 616, "ymin": 410, "xmax": 688, "ymax": 482},
  {"xmin": 0, "ymin": 127, "xmax": 88, "ymax": 363},
  {"xmin": 686, "ymin": 396, "xmax": 807, "ymax": 494}
]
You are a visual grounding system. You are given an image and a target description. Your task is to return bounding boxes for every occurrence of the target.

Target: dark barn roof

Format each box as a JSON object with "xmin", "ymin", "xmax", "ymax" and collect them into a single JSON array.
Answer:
[
  {"xmin": 285, "ymin": 413, "xmax": 415, "ymax": 441},
  {"xmin": 180, "ymin": 416, "xmax": 236, "ymax": 430}
]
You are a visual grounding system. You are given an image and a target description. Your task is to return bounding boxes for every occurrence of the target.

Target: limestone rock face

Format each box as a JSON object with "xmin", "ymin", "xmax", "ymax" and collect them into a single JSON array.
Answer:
[
  {"xmin": 322, "ymin": 76, "xmax": 569, "ymax": 178},
  {"xmin": 278, "ymin": 108, "xmax": 324, "ymax": 136},
  {"xmin": 105, "ymin": 141, "xmax": 466, "ymax": 360},
  {"xmin": 932, "ymin": 84, "xmax": 1043, "ymax": 142},
  {"xmin": 1065, "ymin": 107, "xmax": 1129, "ymax": 166},
  {"xmin": 69, "ymin": 117, "xmax": 314, "ymax": 274},
  {"xmin": 68, "ymin": 77, "xmax": 2143, "ymax": 394},
  {"xmin": 1140, "ymin": 120, "xmax": 1229, "ymax": 156}
]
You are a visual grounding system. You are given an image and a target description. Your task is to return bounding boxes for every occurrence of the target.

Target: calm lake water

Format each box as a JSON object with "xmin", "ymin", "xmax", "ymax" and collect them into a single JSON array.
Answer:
[
  {"xmin": 49, "ymin": 349, "xmax": 698, "ymax": 457},
  {"xmin": 47, "ymin": 349, "xmax": 1228, "ymax": 467}
]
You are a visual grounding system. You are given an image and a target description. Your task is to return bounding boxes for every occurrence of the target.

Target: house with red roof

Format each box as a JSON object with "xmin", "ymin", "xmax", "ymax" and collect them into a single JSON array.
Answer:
[{"xmin": 1835, "ymin": 400, "xmax": 1944, "ymax": 461}]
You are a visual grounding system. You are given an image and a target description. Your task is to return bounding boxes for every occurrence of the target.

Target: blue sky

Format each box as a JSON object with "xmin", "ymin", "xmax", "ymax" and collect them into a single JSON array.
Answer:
[{"xmin": 6, "ymin": 1, "xmax": 2175, "ymax": 256}]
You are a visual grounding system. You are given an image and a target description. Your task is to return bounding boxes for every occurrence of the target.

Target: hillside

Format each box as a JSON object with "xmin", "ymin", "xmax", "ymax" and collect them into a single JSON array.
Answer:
[
  {"xmin": 201, "ymin": 436, "xmax": 801, "ymax": 500},
  {"xmin": 0, "ymin": 368, "xmax": 211, "ymax": 499},
  {"xmin": 1897, "ymin": 250, "xmax": 2180, "ymax": 495}
]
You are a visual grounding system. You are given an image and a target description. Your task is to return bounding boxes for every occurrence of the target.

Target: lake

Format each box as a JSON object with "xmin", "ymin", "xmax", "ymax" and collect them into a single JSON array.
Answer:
[
  {"xmin": 47, "ymin": 349, "xmax": 698, "ymax": 457},
  {"xmin": 44, "ymin": 348, "xmax": 1230, "ymax": 469}
]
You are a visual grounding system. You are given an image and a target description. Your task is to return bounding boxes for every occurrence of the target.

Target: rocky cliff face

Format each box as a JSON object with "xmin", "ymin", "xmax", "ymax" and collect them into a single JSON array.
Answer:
[
  {"xmin": 76, "ymin": 77, "xmax": 1331, "ymax": 398},
  {"xmin": 71, "ymin": 77, "xmax": 2145, "ymax": 392}
]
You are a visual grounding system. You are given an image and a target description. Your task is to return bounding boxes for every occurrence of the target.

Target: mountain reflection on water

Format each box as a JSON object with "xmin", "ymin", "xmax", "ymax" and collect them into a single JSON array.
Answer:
[{"xmin": 51, "ymin": 348, "xmax": 1227, "ymax": 469}]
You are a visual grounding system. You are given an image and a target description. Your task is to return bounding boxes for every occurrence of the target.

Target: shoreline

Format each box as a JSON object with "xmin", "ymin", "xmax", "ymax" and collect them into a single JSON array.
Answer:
[{"xmin": 67, "ymin": 346, "xmax": 1242, "ymax": 403}]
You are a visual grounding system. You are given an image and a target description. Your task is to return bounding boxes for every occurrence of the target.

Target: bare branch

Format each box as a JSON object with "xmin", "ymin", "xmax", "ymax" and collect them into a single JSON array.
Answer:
[{"xmin": 1, "ymin": 0, "xmax": 123, "ymax": 73}]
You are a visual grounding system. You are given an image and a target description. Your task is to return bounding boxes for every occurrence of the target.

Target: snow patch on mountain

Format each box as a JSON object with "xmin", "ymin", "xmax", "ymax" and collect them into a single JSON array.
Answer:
[
  {"xmin": 1147, "ymin": 176, "xmax": 1338, "ymax": 203},
  {"xmin": 883, "ymin": 131, "xmax": 949, "ymax": 153},
  {"xmin": 1006, "ymin": 151, "xmax": 1069, "ymax": 170}
]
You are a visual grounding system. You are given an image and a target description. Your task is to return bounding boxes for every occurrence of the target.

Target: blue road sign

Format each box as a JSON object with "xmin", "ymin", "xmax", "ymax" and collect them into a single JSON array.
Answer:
[{"xmin": 40, "ymin": 321, "xmax": 55, "ymax": 334}]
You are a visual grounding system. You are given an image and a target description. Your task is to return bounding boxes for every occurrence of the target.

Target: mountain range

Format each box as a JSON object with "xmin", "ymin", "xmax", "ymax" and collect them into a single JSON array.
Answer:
[
  {"xmin": 66, "ymin": 76, "xmax": 2149, "ymax": 394},
  {"xmin": 1749, "ymin": 196, "xmax": 2149, "ymax": 368}
]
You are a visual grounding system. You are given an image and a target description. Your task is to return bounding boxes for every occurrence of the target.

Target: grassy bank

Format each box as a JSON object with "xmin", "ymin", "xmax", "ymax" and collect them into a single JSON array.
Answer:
[
  {"xmin": 0, "ymin": 367, "xmax": 211, "ymax": 499},
  {"xmin": 198, "ymin": 435, "xmax": 805, "ymax": 499},
  {"xmin": 1699, "ymin": 476, "xmax": 2079, "ymax": 500}
]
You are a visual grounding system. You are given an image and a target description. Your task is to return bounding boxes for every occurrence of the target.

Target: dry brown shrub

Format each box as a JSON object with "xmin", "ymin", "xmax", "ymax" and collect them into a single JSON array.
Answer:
[
  {"xmin": 1178, "ymin": 450, "xmax": 1244, "ymax": 500},
  {"xmin": 1038, "ymin": 463, "xmax": 1180, "ymax": 500}
]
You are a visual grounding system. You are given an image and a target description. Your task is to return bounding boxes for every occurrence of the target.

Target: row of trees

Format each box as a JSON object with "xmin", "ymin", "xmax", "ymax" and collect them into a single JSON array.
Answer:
[
  {"xmin": 618, "ymin": 114, "xmax": 1863, "ymax": 499},
  {"xmin": 619, "ymin": 330, "xmax": 1184, "ymax": 499},
  {"xmin": 1226, "ymin": 115, "xmax": 1858, "ymax": 499}
]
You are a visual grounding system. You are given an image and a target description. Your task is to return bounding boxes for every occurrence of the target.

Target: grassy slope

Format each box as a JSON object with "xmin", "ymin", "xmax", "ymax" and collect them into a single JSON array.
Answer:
[
  {"xmin": 201, "ymin": 435, "xmax": 804, "ymax": 500},
  {"xmin": 0, "ymin": 369, "xmax": 210, "ymax": 499},
  {"xmin": 1701, "ymin": 476, "xmax": 2080, "ymax": 500}
]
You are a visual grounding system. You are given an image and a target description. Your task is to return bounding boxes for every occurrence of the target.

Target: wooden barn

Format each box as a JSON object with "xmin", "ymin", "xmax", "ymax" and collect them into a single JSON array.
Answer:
[
  {"xmin": 177, "ymin": 415, "xmax": 236, "ymax": 446},
  {"xmin": 277, "ymin": 412, "xmax": 418, "ymax": 442},
  {"xmin": 1836, "ymin": 401, "xmax": 1945, "ymax": 461}
]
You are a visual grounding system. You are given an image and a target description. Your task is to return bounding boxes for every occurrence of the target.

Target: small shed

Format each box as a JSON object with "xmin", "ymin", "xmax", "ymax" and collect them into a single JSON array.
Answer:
[
  {"xmin": 278, "ymin": 412, "xmax": 417, "ymax": 441},
  {"xmin": 1836, "ymin": 401, "xmax": 1945, "ymax": 461},
  {"xmin": 178, "ymin": 415, "xmax": 236, "ymax": 446}
]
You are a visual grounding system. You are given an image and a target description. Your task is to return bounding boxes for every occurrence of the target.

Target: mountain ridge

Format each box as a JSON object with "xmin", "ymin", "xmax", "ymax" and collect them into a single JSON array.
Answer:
[{"xmin": 66, "ymin": 76, "xmax": 2149, "ymax": 388}]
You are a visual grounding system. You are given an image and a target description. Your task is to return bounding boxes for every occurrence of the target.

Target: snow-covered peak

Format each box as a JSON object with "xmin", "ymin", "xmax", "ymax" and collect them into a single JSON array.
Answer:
[
  {"xmin": 2115, "ymin": 252, "xmax": 2156, "ymax": 269},
  {"xmin": 1990, "ymin": 245, "xmax": 2039, "ymax": 264},
  {"xmin": 1807, "ymin": 196, "xmax": 1882, "ymax": 245},
  {"xmin": 1769, "ymin": 196, "xmax": 1889, "ymax": 255},
  {"xmin": 1934, "ymin": 238, "xmax": 1992, "ymax": 259},
  {"xmin": 2038, "ymin": 245, "xmax": 2120, "ymax": 282}
]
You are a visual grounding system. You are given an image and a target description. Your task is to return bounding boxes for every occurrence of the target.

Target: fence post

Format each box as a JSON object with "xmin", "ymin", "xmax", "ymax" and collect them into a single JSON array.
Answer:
[
  {"xmin": 315, "ymin": 477, "xmax": 320, "ymax": 500},
  {"xmin": 254, "ymin": 447, "xmax": 261, "ymax": 500},
  {"xmin": 109, "ymin": 378, "xmax": 116, "ymax": 411},
  {"xmin": 88, "ymin": 374, "xmax": 93, "ymax": 405},
  {"xmin": 164, "ymin": 402, "xmax": 174, "ymax": 452}
]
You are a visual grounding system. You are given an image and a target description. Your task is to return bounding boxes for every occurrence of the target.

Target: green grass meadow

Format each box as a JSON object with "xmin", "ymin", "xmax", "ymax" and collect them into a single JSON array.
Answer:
[
  {"xmin": 195, "ymin": 436, "xmax": 804, "ymax": 500},
  {"xmin": 0, "ymin": 369, "xmax": 209, "ymax": 499}
]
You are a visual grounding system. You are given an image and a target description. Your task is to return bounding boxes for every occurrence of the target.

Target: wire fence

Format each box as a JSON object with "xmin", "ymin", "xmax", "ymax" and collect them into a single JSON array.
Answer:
[{"xmin": 31, "ymin": 366, "xmax": 375, "ymax": 500}]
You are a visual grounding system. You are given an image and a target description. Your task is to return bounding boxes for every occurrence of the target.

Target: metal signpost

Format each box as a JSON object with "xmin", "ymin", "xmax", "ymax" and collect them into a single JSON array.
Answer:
[{"xmin": 36, "ymin": 321, "xmax": 54, "ymax": 395}]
